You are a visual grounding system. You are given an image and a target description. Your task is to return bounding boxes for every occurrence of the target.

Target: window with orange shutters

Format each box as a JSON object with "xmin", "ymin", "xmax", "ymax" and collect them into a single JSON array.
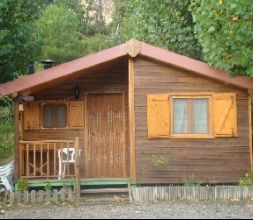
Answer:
[{"xmin": 147, "ymin": 93, "xmax": 237, "ymax": 139}]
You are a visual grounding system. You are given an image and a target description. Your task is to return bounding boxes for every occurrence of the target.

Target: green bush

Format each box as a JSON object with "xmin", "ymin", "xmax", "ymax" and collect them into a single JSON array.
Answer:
[
  {"xmin": 239, "ymin": 170, "xmax": 253, "ymax": 186},
  {"xmin": 0, "ymin": 103, "xmax": 14, "ymax": 161},
  {"xmin": 151, "ymin": 155, "xmax": 169, "ymax": 167},
  {"xmin": 182, "ymin": 175, "xmax": 201, "ymax": 187},
  {"xmin": 44, "ymin": 183, "xmax": 53, "ymax": 191},
  {"xmin": 16, "ymin": 179, "xmax": 29, "ymax": 192}
]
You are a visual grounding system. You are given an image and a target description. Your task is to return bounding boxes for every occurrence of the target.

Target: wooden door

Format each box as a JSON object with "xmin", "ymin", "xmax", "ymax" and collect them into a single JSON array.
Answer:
[{"xmin": 85, "ymin": 93, "xmax": 126, "ymax": 178}]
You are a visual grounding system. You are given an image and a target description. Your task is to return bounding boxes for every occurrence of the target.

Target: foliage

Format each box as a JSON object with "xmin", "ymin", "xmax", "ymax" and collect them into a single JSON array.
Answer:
[
  {"xmin": 16, "ymin": 179, "xmax": 29, "ymax": 192},
  {"xmin": 182, "ymin": 175, "xmax": 201, "ymax": 187},
  {"xmin": 190, "ymin": 0, "xmax": 253, "ymax": 77},
  {"xmin": 110, "ymin": 0, "xmax": 129, "ymax": 44},
  {"xmin": 82, "ymin": 34, "xmax": 115, "ymax": 55},
  {"xmin": 83, "ymin": 0, "xmax": 112, "ymax": 36},
  {"xmin": 122, "ymin": 0, "xmax": 202, "ymax": 59},
  {"xmin": 151, "ymin": 155, "xmax": 169, "ymax": 167},
  {"xmin": 239, "ymin": 170, "xmax": 253, "ymax": 186},
  {"xmin": 0, "ymin": 98, "xmax": 14, "ymax": 160},
  {"xmin": 44, "ymin": 183, "xmax": 53, "ymax": 191},
  {"xmin": 36, "ymin": 4, "xmax": 87, "ymax": 64},
  {"xmin": 0, "ymin": 97, "xmax": 12, "ymax": 107},
  {"xmin": 62, "ymin": 181, "xmax": 74, "ymax": 190},
  {"xmin": 0, "ymin": 0, "xmax": 45, "ymax": 83},
  {"xmin": 53, "ymin": 0, "xmax": 84, "ymax": 20}
]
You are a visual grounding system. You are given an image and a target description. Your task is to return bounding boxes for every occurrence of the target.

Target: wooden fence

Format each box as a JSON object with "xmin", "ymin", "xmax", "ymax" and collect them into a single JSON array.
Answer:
[
  {"xmin": 4, "ymin": 186, "xmax": 253, "ymax": 204},
  {"xmin": 5, "ymin": 188, "xmax": 76, "ymax": 205},
  {"xmin": 129, "ymin": 186, "xmax": 253, "ymax": 202}
]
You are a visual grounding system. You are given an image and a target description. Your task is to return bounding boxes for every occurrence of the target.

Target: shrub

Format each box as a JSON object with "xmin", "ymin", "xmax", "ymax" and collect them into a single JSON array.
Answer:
[
  {"xmin": 44, "ymin": 183, "xmax": 53, "ymax": 191},
  {"xmin": 16, "ymin": 179, "xmax": 29, "ymax": 192},
  {"xmin": 182, "ymin": 175, "xmax": 201, "ymax": 187},
  {"xmin": 239, "ymin": 170, "xmax": 253, "ymax": 186},
  {"xmin": 0, "ymin": 103, "xmax": 14, "ymax": 161},
  {"xmin": 151, "ymin": 155, "xmax": 169, "ymax": 167}
]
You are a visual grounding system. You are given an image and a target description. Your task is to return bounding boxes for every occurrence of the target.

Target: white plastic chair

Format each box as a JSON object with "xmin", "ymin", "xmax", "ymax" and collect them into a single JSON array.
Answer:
[
  {"xmin": 0, "ymin": 161, "xmax": 14, "ymax": 191},
  {"xmin": 58, "ymin": 148, "xmax": 78, "ymax": 180}
]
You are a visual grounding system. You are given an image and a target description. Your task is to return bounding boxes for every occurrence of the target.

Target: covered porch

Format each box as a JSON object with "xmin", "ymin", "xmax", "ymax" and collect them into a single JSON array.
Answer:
[{"xmin": 19, "ymin": 137, "xmax": 131, "ymax": 187}]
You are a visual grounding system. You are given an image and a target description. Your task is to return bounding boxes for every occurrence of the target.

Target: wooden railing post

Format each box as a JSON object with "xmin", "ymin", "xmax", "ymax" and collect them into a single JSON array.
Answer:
[
  {"xmin": 74, "ymin": 137, "xmax": 80, "ymax": 202},
  {"xmin": 19, "ymin": 144, "xmax": 23, "ymax": 177},
  {"xmin": 47, "ymin": 144, "xmax": 50, "ymax": 179}
]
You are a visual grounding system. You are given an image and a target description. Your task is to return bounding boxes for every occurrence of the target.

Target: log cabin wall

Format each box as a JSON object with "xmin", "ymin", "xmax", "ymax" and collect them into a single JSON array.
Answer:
[
  {"xmin": 21, "ymin": 58, "xmax": 129, "ymax": 178},
  {"xmin": 134, "ymin": 57, "xmax": 251, "ymax": 184}
]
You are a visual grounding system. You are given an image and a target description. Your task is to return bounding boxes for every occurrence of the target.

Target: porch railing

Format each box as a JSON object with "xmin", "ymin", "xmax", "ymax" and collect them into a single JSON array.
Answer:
[{"xmin": 19, "ymin": 137, "xmax": 80, "ymax": 180}]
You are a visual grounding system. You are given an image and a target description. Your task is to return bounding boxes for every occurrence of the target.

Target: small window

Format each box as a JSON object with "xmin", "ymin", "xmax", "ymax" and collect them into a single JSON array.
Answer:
[
  {"xmin": 172, "ymin": 98, "xmax": 209, "ymax": 135},
  {"xmin": 42, "ymin": 104, "xmax": 67, "ymax": 128}
]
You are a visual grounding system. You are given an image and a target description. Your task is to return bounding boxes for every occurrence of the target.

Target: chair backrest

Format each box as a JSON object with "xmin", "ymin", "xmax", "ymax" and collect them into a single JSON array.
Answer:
[
  {"xmin": 0, "ymin": 161, "xmax": 14, "ymax": 177},
  {"xmin": 58, "ymin": 148, "xmax": 76, "ymax": 162}
]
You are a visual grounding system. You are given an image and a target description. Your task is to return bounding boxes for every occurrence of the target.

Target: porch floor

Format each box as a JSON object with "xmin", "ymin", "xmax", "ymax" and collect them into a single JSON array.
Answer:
[{"xmin": 25, "ymin": 178, "xmax": 131, "ymax": 189}]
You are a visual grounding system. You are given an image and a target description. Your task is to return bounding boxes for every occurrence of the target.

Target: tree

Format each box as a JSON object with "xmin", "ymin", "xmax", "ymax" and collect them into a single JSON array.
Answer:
[
  {"xmin": 0, "ymin": 0, "xmax": 44, "ymax": 83},
  {"xmin": 83, "ymin": 0, "xmax": 113, "ymax": 36},
  {"xmin": 190, "ymin": 0, "xmax": 253, "ymax": 76},
  {"xmin": 110, "ymin": 0, "xmax": 128, "ymax": 43},
  {"xmin": 122, "ymin": 0, "xmax": 202, "ymax": 59},
  {"xmin": 36, "ymin": 4, "xmax": 87, "ymax": 64},
  {"xmin": 53, "ymin": 0, "xmax": 85, "ymax": 24}
]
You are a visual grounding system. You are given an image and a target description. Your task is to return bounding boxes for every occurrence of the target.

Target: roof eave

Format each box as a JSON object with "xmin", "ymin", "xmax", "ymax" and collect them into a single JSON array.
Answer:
[
  {"xmin": 139, "ymin": 42, "xmax": 253, "ymax": 91},
  {"xmin": 0, "ymin": 42, "xmax": 129, "ymax": 97}
]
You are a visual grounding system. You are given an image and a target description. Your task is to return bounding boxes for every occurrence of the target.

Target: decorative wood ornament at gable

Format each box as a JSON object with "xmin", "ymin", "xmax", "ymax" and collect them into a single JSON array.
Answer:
[{"xmin": 127, "ymin": 39, "xmax": 141, "ymax": 58}]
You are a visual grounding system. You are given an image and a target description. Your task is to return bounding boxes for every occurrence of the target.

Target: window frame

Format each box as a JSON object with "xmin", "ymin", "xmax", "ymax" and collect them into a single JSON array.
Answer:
[
  {"xmin": 41, "ymin": 102, "xmax": 69, "ymax": 130},
  {"xmin": 170, "ymin": 95, "xmax": 214, "ymax": 139}
]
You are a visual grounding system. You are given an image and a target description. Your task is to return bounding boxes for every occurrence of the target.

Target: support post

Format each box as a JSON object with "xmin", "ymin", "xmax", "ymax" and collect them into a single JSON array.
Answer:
[
  {"xmin": 249, "ymin": 95, "xmax": 253, "ymax": 168},
  {"xmin": 129, "ymin": 58, "xmax": 137, "ymax": 184},
  {"xmin": 74, "ymin": 136, "xmax": 80, "ymax": 201},
  {"xmin": 14, "ymin": 98, "xmax": 20, "ymax": 181}
]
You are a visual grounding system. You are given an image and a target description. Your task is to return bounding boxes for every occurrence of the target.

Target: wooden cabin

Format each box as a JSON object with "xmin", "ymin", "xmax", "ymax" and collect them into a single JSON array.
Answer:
[{"xmin": 0, "ymin": 39, "xmax": 253, "ymax": 187}]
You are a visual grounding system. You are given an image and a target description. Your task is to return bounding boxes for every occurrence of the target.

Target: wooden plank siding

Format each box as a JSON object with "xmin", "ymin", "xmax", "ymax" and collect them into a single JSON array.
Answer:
[
  {"xmin": 134, "ymin": 57, "xmax": 251, "ymax": 184},
  {"xmin": 22, "ymin": 59, "xmax": 130, "ymax": 179}
]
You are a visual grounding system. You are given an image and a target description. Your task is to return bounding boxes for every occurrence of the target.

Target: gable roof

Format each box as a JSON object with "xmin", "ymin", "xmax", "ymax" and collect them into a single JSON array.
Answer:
[{"xmin": 1, "ymin": 39, "xmax": 253, "ymax": 97}]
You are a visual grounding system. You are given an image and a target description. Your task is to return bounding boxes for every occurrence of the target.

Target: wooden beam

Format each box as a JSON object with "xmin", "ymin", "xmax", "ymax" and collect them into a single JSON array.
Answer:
[
  {"xmin": 249, "ymin": 95, "xmax": 253, "ymax": 168},
  {"xmin": 11, "ymin": 92, "xmax": 18, "ymax": 98},
  {"xmin": 127, "ymin": 39, "xmax": 141, "ymax": 58},
  {"xmin": 128, "ymin": 58, "xmax": 137, "ymax": 184}
]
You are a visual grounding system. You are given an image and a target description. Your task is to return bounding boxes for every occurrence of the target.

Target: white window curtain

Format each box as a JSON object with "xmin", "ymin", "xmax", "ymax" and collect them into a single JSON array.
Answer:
[
  {"xmin": 43, "ymin": 105, "xmax": 52, "ymax": 128},
  {"xmin": 57, "ymin": 105, "xmax": 67, "ymax": 128},
  {"xmin": 193, "ymin": 99, "xmax": 208, "ymax": 134},
  {"xmin": 173, "ymin": 99, "xmax": 188, "ymax": 134}
]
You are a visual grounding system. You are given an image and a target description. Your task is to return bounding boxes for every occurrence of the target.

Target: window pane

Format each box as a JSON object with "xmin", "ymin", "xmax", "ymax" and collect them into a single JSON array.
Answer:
[
  {"xmin": 193, "ymin": 99, "xmax": 208, "ymax": 134},
  {"xmin": 56, "ymin": 105, "xmax": 67, "ymax": 128},
  {"xmin": 43, "ymin": 105, "xmax": 52, "ymax": 128},
  {"xmin": 173, "ymin": 99, "xmax": 188, "ymax": 134}
]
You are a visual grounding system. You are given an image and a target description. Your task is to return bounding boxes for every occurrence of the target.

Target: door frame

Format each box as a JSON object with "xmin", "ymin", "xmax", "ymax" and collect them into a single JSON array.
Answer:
[{"xmin": 84, "ymin": 92, "xmax": 127, "ymax": 178}]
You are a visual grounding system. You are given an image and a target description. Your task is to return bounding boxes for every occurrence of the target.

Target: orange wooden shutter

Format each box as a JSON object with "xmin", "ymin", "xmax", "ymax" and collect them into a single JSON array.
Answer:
[
  {"xmin": 69, "ymin": 101, "xmax": 84, "ymax": 129},
  {"xmin": 213, "ymin": 93, "xmax": 237, "ymax": 137},
  {"xmin": 147, "ymin": 94, "xmax": 170, "ymax": 138},
  {"xmin": 24, "ymin": 102, "xmax": 40, "ymax": 130}
]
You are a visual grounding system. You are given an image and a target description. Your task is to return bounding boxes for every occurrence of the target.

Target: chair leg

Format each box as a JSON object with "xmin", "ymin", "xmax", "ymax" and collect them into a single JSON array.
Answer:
[
  {"xmin": 58, "ymin": 161, "xmax": 62, "ymax": 180},
  {"xmin": 63, "ymin": 163, "xmax": 66, "ymax": 179}
]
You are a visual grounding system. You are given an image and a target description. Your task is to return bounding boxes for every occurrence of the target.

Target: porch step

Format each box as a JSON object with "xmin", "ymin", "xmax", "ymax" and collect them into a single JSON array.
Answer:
[
  {"xmin": 81, "ymin": 188, "xmax": 129, "ymax": 194},
  {"xmin": 84, "ymin": 197, "xmax": 129, "ymax": 203}
]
